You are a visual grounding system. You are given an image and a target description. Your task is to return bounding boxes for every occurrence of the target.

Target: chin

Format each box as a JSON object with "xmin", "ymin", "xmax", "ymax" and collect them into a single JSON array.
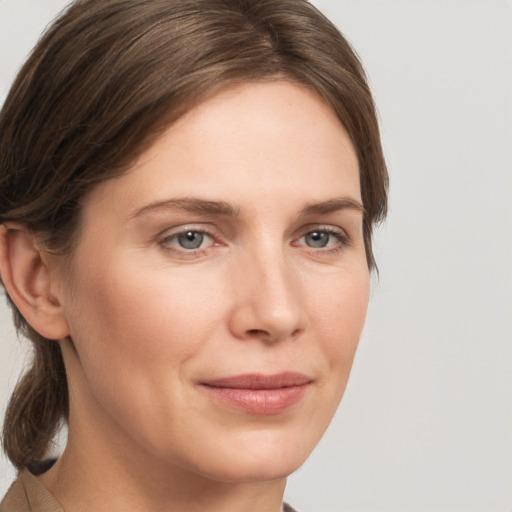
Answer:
[
  {"xmin": 198, "ymin": 456, "xmax": 305, "ymax": 485},
  {"xmin": 180, "ymin": 427, "xmax": 318, "ymax": 484}
]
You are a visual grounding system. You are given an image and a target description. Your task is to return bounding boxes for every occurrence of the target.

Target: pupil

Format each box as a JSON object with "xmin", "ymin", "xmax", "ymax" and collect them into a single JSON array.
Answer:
[{"xmin": 178, "ymin": 231, "xmax": 204, "ymax": 249}]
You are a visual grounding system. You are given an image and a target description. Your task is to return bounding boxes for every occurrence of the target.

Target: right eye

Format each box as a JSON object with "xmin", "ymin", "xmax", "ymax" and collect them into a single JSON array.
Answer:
[{"xmin": 160, "ymin": 229, "xmax": 214, "ymax": 252}]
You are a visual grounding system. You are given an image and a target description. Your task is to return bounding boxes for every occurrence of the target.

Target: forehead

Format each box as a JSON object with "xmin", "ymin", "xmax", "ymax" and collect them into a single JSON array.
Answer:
[
  {"xmin": 83, "ymin": 81, "xmax": 361, "ymax": 218},
  {"xmin": 165, "ymin": 80, "xmax": 356, "ymax": 161}
]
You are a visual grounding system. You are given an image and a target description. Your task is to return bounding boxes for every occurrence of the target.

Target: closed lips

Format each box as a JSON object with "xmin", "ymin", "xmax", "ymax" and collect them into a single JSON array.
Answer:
[
  {"xmin": 201, "ymin": 372, "xmax": 313, "ymax": 389},
  {"xmin": 199, "ymin": 373, "xmax": 312, "ymax": 414}
]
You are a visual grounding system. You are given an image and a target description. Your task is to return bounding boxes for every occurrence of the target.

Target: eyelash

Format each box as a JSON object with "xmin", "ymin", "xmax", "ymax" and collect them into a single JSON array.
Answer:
[{"xmin": 158, "ymin": 225, "xmax": 350, "ymax": 257}]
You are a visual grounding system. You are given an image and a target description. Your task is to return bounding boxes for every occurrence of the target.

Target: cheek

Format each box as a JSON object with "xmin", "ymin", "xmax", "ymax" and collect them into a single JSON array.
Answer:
[
  {"xmin": 60, "ymin": 253, "xmax": 229, "ymax": 439},
  {"xmin": 291, "ymin": 266, "xmax": 369, "ymax": 448},
  {"xmin": 66, "ymin": 254, "xmax": 220, "ymax": 363},
  {"xmin": 312, "ymin": 267, "xmax": 370, "ymax": 375}
]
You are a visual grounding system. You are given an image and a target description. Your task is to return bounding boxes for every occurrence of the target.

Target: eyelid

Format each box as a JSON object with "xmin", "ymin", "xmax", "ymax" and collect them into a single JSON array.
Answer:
[
  {"xmin": 294, "ymin": 224, "xmax": 349, "ymax": 241},
  {"xmin": 158, "ymin": 223, "xmax": 220, "ymax": 239}
]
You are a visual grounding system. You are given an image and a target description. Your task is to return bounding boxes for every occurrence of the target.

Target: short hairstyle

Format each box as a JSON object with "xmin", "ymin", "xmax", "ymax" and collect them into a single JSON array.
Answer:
[{"xmin": 0, "ymin": 0, "xmax": 388, "ymax": 470}]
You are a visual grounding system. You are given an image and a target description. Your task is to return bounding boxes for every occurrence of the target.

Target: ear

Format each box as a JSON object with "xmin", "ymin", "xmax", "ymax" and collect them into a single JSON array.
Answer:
[{"xmin": 0, "ymin": 223, "xmax": 70, "ymax": 340}]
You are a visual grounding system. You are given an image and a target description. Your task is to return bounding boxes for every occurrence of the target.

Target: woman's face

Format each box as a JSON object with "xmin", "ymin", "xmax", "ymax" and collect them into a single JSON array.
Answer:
[{"xmin": 55, "ymin": 81, "xmax": 369, "ymax": 483}]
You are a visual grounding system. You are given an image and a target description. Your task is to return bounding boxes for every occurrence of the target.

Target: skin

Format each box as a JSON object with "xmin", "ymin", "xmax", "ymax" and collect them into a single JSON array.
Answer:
[{"xmin": 1, "ymin": 81, "xmax": 369, "ymax": 512}]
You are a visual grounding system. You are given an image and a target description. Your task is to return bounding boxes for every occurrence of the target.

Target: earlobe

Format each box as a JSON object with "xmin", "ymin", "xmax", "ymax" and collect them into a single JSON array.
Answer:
[{"xmin": 0, "ymin": 223, "xmax": 70, "ymax": 340}]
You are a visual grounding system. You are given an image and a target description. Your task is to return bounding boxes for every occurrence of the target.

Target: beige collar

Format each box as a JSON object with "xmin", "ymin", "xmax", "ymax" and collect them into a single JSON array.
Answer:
[{"xmin": 0, "ymin": 470, "xmax": 63, "ymax": 512}]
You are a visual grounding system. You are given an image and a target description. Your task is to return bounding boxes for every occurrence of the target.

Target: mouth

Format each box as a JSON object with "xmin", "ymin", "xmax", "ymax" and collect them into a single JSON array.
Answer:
[{"xmin": 199, "ymin": 372, "xmax": 312, "ymax": 414}]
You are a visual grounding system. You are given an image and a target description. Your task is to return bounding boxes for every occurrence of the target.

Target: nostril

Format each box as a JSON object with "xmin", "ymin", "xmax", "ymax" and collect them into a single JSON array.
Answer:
[
  {"xmin": 247, "ymin": 328, "xmax": 270, "ymax": 338},
  {"xmin": 290, "ymin": 328, "xmax": 302, "ymax": 339},
  {"xmin": 244, "ymin": 326, "xmax": 303, "ymax": 343}
]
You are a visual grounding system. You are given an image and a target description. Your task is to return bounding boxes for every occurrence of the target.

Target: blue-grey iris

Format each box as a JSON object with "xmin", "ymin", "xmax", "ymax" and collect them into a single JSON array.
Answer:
[
  {"xmin": 178, "ymin": 231, "xmax": 204, "ymax": 249},
  {"xmin": 305, "ymin": 231, "xmax": 329, "ymax": 248}
]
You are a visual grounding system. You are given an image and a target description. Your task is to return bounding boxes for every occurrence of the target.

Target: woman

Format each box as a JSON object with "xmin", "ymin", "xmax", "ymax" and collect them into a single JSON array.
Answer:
[{"xmin": 0, "ymin": 0, "xmax": 387, "ymax": 510}]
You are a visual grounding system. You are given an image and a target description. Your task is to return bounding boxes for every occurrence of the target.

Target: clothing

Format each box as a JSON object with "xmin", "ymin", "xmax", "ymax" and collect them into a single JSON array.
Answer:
[
  {"xmin": 0, "ymin": 470, "xmax": 63, "ymax": 512},
  {"xmin": 0, "ymin": 470, "xmax": 297, "ymax": 512}
]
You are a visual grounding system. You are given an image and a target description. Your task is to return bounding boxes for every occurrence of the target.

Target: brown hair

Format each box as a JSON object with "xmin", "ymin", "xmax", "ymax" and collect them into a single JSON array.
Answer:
[{"xmin": 0, "ymin": 0, "xmax": 388, "ymax": 470}]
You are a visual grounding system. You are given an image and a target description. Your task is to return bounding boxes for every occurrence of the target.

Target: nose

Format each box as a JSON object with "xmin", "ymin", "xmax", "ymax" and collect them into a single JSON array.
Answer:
[{"xmin": 228, "ymin": 248, "xmax": 307, "ymax": 344}]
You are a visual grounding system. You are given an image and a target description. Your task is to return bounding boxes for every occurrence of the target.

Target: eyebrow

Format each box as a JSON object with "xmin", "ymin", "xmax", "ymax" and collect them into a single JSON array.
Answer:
[
  {"xmin": 129, "ymin": 197, "xmax": 240, "ymax": 219},
  {"xmin": 300, "ymin": 197, "xmax": 364, "ymax": 217},
  {"xmin": 299, "ymin": 196, "xmax": 365, "ymax": 217},
  {"xmin": 129, "ymin": 195, "xmax": 364, "ymax": 219}
]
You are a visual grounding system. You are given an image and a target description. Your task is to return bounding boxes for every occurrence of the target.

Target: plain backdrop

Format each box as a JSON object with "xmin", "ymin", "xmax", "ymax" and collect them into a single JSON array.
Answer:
[{"xmin": 0, "ymin": 1, "xmax": 511, "ymax": 511}]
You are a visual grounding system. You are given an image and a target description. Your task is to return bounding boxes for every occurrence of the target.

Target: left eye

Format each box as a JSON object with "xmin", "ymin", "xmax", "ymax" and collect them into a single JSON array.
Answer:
[
  {"xmin": 165, "ymin": 231, "xmax": 212, "ymax": 250},
  {"xmin": 299, "ymin": 230, "xmax": 345, "ymax": 249}
]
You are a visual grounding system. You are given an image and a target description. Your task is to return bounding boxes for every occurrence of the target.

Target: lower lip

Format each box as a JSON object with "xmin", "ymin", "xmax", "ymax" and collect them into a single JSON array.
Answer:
[{"xmin": 200, "ymin": 384, "xmax": 309, "ymax": 414}]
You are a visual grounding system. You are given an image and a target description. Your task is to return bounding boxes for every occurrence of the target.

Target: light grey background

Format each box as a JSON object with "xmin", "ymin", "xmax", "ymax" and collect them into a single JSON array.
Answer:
[{"xmin": 1, "ymin": 1, "xmax": 511, "ymax": 511}]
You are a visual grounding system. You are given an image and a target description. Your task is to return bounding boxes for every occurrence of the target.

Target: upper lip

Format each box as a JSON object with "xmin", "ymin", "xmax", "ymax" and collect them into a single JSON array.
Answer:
[{"xmin": 201, "ymin": 372, "xmax": 312, "ymax": 389}]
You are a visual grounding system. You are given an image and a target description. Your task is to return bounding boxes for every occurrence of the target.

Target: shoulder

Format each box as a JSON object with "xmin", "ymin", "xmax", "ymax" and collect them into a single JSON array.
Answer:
[{"xmin": 0, "ymin": 470, "xmax": 63, "ymax": 512}]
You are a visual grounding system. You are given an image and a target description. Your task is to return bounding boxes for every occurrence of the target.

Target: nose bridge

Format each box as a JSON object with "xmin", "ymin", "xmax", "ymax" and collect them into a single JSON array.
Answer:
[{"xmin": 229, "ymin": 237, "xmax": 306, "ymax": 342}]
